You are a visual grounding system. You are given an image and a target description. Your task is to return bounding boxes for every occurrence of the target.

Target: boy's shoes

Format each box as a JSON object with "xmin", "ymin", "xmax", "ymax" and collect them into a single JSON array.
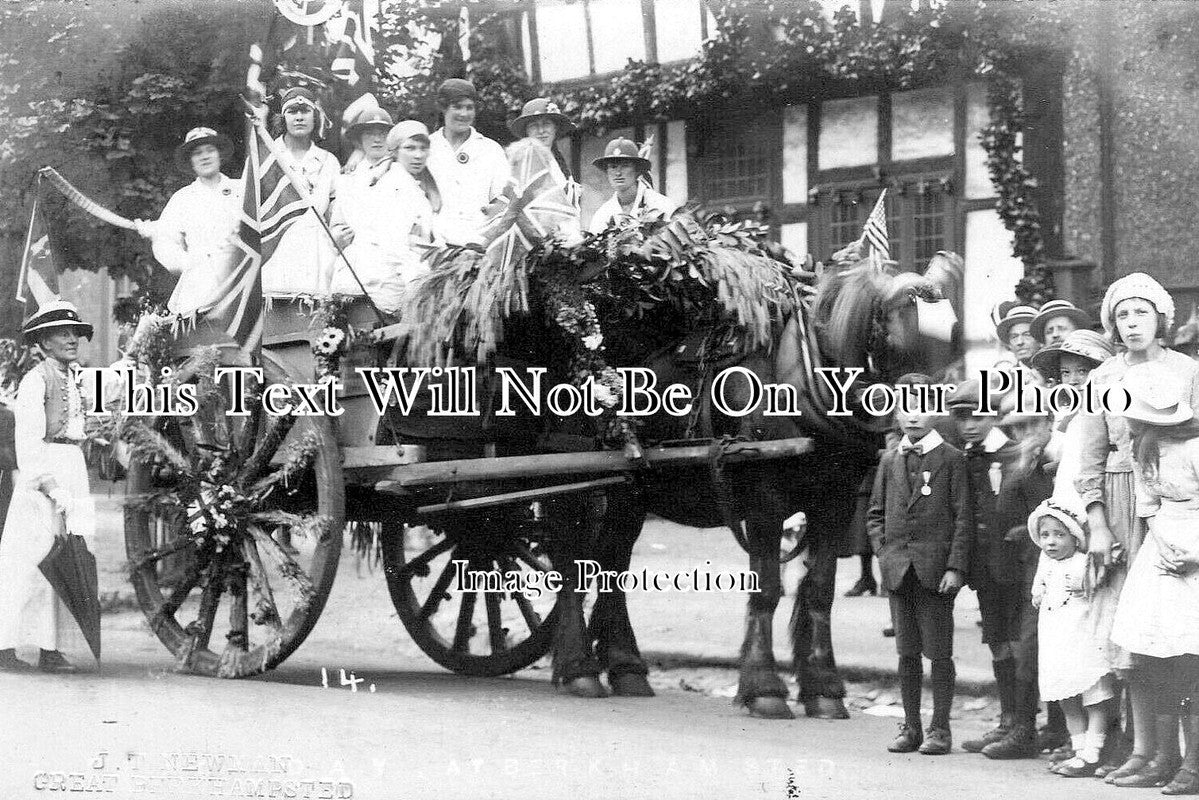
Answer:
[
  {"xmin": 981, "ymin": 724, "xmax": 1038, "ymax": 759},
  {"xmin": 844, "ymin": 577, "xmax": 878, "ymax": 597},
  {"xmin": 962, "ymin": 724, "xmax": 1010, "ymax": 753},
  {"xmin": 887, "ymin": 723, "xmax": 923, "ymax": 753},
  {"xmin": 0, "ymin": 649, "xmax": 33, "ymax": 672},
  {"xmin": 919, "ymin": 727, "xmax": 952, "ymax": 755},
  {"xmin": 37, "ymin": 650, "xmax": 78, "ymax": 674}
]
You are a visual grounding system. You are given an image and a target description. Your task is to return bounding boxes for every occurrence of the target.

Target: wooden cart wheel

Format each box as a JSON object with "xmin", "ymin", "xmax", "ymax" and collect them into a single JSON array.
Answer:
[
  {"xmin": 382, "ymin": 511, "xmax": 560, "ymax": 677},
  {"xmin": 124, "ymin": 350, "xmax": 344, "ymax": 677}
]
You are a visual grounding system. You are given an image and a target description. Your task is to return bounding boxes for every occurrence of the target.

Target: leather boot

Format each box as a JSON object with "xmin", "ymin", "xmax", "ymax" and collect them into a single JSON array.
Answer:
[
  {"xmin": 964, "ymin": 660, "xmax": 1016, "ymax": 753},
  {"xmin": 1163, "ymin": 715, "xmax": 1199, "ymax": 795},
  {"xmin": 981, "ymin": 721, "xmax": 1038, "ymax": 759}
]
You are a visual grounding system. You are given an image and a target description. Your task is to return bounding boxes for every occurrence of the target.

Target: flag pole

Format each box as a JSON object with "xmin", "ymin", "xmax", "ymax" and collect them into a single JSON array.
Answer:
[{"xmin": 16, "ymin": 182, "xmax": 42, "ymax": 306}]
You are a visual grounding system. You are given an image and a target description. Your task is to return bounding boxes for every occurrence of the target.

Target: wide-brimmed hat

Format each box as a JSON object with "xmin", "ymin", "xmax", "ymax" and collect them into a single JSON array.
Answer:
[
  {"xmin": 174, "ymin": 126, "xmax": 234, "ymax": 172},
  {"xmin": 1100, "ymin": 272, "xmax": 1176, "ymax": 339},
  {"xmin": 1027, "ymin": 497, "xmax": 1088, "ymax": 548},
  {"xmin": 437, "ymin": 78, "xmax": 479, "ymax": 107},
  {"xmin": 508, "ymin": 97, "xmax": 575, "ymax": 138},
  {"xmin": 345, "ymin": 107, "xmax": 394, "ymax": 142},
  {"xmin": 279, "ymin": 86, "xmax": 328, "ymax": 139},
  {"xmin": 995, "ymin": 304, "xmax": 1038, "ymax": 343},
  {"xmin": 22, "ymin": 299, "xmax": 94, "ymax": 342},
  {"xmin": 593, "ymin": 138, "xmax": 651, "ymax": 172},
  {"xmin": 386, "ymin": 120, "xmax": 430, "ymax": 151},
  {"xmin": 1030, "ymin": 299, "xmax": 1092, "ymax": 342},
  {"xmin": 1116, "ymin": 361, "xmax": 1193, "ymax": 426},
  {"xmin": 1030, "ymin": 329, "xmax": 1115, "ymax": 375}
]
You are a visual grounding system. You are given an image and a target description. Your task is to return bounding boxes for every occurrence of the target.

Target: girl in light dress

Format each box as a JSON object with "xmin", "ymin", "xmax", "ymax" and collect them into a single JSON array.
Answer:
[{"xmin": 1028, "ymin": 499, "xmax": 1114, "ymax": 777}]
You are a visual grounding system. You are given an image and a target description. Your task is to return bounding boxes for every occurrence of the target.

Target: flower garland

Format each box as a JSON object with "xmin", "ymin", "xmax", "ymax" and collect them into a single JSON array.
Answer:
[{"xmin": 310, "ymin": 297, "xmax": 362, "ymax": 380}]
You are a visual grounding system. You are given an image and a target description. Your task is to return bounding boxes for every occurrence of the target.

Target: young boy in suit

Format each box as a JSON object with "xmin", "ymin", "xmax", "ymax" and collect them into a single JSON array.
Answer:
[
  {"xmin": 949, "ymin": 379, "xmax": 1052, "ymax": 759},
  {"xmin": 868, "ymin": 373, "xmax": 972, "ymax": 755}
]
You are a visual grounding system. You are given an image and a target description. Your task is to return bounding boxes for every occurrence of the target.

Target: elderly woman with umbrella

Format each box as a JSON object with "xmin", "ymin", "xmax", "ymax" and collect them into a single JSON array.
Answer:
[{"xmin": 0, "ymin": 301, "xmax": 98, "ymax": 673}]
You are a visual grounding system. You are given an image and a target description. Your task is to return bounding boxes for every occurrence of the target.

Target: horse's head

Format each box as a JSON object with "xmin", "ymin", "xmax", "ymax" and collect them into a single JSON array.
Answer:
[{"xmin": 816, "ymin": 249, "xmax": 964, "ymax": 382}]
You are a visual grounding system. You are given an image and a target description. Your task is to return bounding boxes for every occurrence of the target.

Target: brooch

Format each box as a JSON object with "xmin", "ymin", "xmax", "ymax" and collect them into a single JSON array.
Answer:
[
  {"xmin": 920, "ymin": 470, "xmax": 932, "ymax": 496},
  {"xmin": 456, "ymin": 152, "xmax": 469, "ymax": 164}
]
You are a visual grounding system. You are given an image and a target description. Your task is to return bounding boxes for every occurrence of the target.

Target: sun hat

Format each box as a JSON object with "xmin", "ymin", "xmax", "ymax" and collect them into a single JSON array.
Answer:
[
  {"xmin": 1116, "ymin": 361, "xmax": 1193, "ymax": 426},
  {"xmin": 508, "ymin": 97, "xmax": 575, "ymax": 138},
  {"xmin": 1027, "ymin": 497, "xmax": 1088, "ymax": 548},
  {"xmin": 22, "ymin": 299, "xmax": 94, "ymax": 343},
  {"xmin": 1030, "ymin": 299, "xmax": 1092, "ymax": 343},
  {"xmin": 1100, "ymin": 272, "xmax": 1175, "ymax": 339},
  {"xmin": 345, "ymin": 107, "xmax": 394, "ymax": 142},
  {"xmin": 1029, "ymin": 329, "xmax": 1115, "ymax": 375},
  {"xmin": 279, "ymin": 86, "xmax": 328, "ymax": 139},
  {"xmin": 437, "ymin": 78, "xmax": 479, "ymax": 107},
  {"xmin": 174, "ymin": 126, "xmax": 234, "ymax": 172},
  {"xmin": 995, "ymin": 304, "xmax": 1039, "ymax": 343},
  {"xmin": 592, "ymin": 138, "xmax": 652, "ymax": 172},
  {"xmin": 386, "ymin": 120, "xmax": 430, "ymax": 151}
]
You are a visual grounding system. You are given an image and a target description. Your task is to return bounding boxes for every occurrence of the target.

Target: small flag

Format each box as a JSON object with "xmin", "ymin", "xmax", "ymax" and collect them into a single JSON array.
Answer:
[
  {"xmin": 199, "ymin": 121, "xmax": 309, "ymax": 352},
  {"xmin": 859, "ymin": 189, "xmax": 890, "ymax": 260},
  {"xmin": 328, "ymin": 0, "xmax": 377, "ymax": 86},
  {"xmin": 458, "ymin": 5, "xmax": 471, "ymax": 62},
  {"xmin": 16, "ymin": 190, "xmax": 60, "ymax": 308}
]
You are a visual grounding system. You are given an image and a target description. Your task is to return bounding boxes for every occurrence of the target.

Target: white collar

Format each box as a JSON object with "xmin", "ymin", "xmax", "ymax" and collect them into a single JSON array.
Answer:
[
  {"xmin": 434, "ymin": 127, "xmax": 481, "ymax": 149},
  {"xmin": 898, "ymin": 429, "xmax": 944, "ymax": 454},
  {"xmin": 982, "ymin": 427, "xmax": 1010, "ymax": 454}
]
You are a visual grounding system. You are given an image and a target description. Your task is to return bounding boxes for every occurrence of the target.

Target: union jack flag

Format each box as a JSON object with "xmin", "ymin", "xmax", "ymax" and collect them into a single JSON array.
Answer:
[
  {"xmin": 860, "ymin": 189, "xmax": 890, "ymax": 260},
  {"xmin": 200, "ymin": 118, "xmax": 308, "ymax": 352},
  {"xmin": 328, "ymin": 0, "xmax": 377, "ymax": 86}
]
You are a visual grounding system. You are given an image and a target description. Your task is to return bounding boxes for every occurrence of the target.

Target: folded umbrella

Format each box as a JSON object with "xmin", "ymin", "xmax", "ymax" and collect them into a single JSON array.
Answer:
[{"xmin": 38, "ymin": 534, "xmax": 101, "ymax": 662}]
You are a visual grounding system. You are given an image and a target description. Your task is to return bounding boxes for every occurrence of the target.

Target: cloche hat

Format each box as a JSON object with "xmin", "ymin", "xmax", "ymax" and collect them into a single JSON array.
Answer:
[
  {"xmin": 508, "ymin": 97, "xmax": 574, "ymax": 138},
  {"xmin": 593, "ymin": 138, "xmax": 651, "ymax": 172},
  {"xmin": 22, "ymin": 299, "xmax": 94, "ymax": 343},
  {"xmin": 1029, "ymin": 329, "xmax": 1115, "ymax": 375},
  {"xmin": 386, "ymin": 120, "xmax": 430, "ymax": 151},
  {"xmin": 1027, "ymin": 498, "xmax": 1088, "ymax": 548},
  {"xmin": 1030, "ymin": 299, "xmax": 1092, "ymax": 343},
  {"xmin": 174, "ymin": 126, "xmax": 234, "ymax": 172},
  {"xmin": 1100, "ymin": 272, "xmax": 1175, "ymax": 339},
  {"xmin": 437, "ymin": 78, "xmax": 479, "ymax": 107}
]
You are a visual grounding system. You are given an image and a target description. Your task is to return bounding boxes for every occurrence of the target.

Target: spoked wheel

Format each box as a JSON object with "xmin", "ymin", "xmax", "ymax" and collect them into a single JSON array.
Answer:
[
  {"xmin": 123, "ymin": 350, "xmax": 344, "ymax": 677},
  {"xmin": 382, "ymin": 510, "xmax": 560, "ymax": 677}
]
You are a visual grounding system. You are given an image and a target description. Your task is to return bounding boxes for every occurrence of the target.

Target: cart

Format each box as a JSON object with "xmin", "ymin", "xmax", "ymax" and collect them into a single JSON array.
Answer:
[{"xmin": 122, "ymin": 300, "xmax": 812, "ymax": 679}]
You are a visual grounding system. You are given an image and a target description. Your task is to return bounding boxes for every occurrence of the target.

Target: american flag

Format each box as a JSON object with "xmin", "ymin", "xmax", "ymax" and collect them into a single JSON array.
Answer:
[
  {"xmin": 860, "ymin": 189, "xmax": 890, "ymax": 260},
  {"xmin": 200, "ymin": 118, "xmax": 308, "ymax": 352},
  {"xmin": 328, "ymin": 0, "xmax": 377, "ymax": 86}
]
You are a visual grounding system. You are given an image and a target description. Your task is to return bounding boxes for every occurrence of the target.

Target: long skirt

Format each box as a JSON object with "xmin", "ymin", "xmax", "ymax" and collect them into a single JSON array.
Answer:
[{"xmin": 1086, "ymin": 470, "xmax": 1137, "ymax": 671}]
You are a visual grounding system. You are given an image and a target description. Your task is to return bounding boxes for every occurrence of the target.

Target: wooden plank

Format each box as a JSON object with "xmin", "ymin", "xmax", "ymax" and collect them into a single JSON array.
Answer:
[
  {"xmin": 413, "ymin": 476, "xmax": 630, "ymax": 514},
  {"xmin": 372, "ymin": 437, "xmax": 813, "ymax": 489}
]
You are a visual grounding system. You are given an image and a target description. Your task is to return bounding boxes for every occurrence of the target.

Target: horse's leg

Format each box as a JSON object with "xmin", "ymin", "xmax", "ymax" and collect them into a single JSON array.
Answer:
[
  {"xmin": 735, "ymin": 500, "xmax": 793, "ymax": 719},
  {"xmin": 792, "ymin": 490, "xmax": 850, "ymax": 720},
  {"xmin": 547, "ymin": 496, "xmax": 606, "ymax": 698},
  {"xmin": 588, "ymin": 489, "xmax": 653, "ymax": 697}
]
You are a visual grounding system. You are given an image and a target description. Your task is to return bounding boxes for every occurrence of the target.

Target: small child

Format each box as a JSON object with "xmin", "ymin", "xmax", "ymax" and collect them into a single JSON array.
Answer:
[
  {"xmin": 1028, "ymin": 498, "xmax": 1115, "ymax": 777},
  {"xmin": 867, "ymin": 373, "xmax": 972, "ymax": 755}
]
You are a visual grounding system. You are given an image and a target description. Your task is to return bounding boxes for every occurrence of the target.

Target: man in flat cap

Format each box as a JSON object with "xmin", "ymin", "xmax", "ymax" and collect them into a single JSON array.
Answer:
[{"xmin": 427, "ymin": 78, "xmax": 511, "ymax": 245}]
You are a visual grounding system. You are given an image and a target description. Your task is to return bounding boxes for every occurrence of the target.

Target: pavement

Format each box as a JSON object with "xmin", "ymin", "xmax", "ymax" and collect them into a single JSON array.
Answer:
[{"xmin": 85, "ymin": 479, "xmax": 998, "ymax": 690}]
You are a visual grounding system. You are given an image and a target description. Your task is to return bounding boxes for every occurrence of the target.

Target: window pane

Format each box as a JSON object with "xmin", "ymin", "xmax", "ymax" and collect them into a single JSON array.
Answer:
[
  {"xmin": 694, "ymin": 118, "xmax": 772, "ymax": 204},
  {"xmin": 655, "ymin": 0, "xmax": 704, "ymax": 63},
  {"xmin": 536, "ymin": 0, "xmax": 591, "ymax": 81},
  {"xmin": 589, "ymin": 0, "xmax": 646, "ymax": 74},
  {"xmin": 819, "ymin": 96, "xmax": 878, "ymax": 169},
  {"xmin": 891, "ymin": 87, "xmax": 955, "ymax": 161},
  {"xmin": 830, "ymin": 195, "xmax": 865, "ymax": 253},
  {"xmin": 913, "ymin": 189, "xmax": 947, "ymax": 270}
]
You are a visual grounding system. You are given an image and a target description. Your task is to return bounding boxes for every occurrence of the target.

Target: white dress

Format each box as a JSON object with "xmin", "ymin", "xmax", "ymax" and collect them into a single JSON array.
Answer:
[
  {"xmin": 1034, "ymin": 551, "xmax": 1113, "ymax": 702},
  {"xmin": 0, "ymin": 361, "xmax": 95, "ymax": 650},
  {"xmin": 428, "ymin": 128, "xmax": 510, "ymax": 246},
  {"xmin": 1111, "ymin": 436, "xmax": 1199, "ymax": 658},
  {"xmin": 329, "ymin": 160, "xmax": 435, "ymax": 314},
  {"xmin": 262, "ymin": 139, "xmax": 340, "ymax": 298},
  {"xmin": 152, "ymin": 175, "xmax": 243, "ymax": 316}
]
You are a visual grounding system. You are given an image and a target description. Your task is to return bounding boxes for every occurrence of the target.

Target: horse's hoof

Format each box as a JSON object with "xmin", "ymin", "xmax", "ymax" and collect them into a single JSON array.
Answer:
[
  {"xmin": 561, "ymin": 676, "xmax": 608, "ymax": 698},
  {"xmin": 802, "ymin": 696, "xmax": 849, "ymax": 719},
  {"xmin": 609, "ymin": 673, "xmax": 654, "ymax": 697},
  {"xmin": 747, "ymin": 696, "xmax": 795, "ymax": 719}
]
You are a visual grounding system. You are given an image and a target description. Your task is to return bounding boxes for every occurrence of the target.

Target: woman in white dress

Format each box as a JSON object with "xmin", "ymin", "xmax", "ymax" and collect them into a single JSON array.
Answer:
[
  {"xmin": 0, "ymin": 301, "xmax": 96, "ymax": 673},
  {"xmin": 587, "ymin": 137, "xmax": 678, "ymax": 234},
  {"xmin": 262, "ymin": 87, "xmax": 340, "ymax": 298},
  {"xmin": 136, "ymin": 127, "xmax": 242, "ymax": 318}
]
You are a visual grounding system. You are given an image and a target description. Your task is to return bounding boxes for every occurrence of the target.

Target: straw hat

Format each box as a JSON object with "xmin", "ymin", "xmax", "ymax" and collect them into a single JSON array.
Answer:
[
  {"xmin": 1029, "ymin": 329, "xmax": 1115, "ymax": 376},
  {"xmin": 1116, "ymin": 361, "xmax": 1193, "ymax": 426},
  {"xmin": 508, "ymin": 97, "xmax": 574, "ymax": 138},
  {"xmin": 1030, "ymin": 299, "xmax": 1092, "ymax": 343},
  {"xmin": 174, "ymin": 126, "xmax": 234, "ymax": 172},
  {"xmin": 22, "ymin": 299, "xmax": 94, "ymax": 343},
  {"xmin": 994, "ymin": 304, "xmax": 1038, "ymax": 343},
  {"xmin": 1027, "ymin": 498, "xmax": 1087, "ymax": 548}
]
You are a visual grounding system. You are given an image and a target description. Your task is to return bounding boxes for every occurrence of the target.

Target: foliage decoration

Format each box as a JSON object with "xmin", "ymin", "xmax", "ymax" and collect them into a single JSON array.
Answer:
[{"xmin": 309, "ymin": 297, "xmax": 365, "ymax": 379}]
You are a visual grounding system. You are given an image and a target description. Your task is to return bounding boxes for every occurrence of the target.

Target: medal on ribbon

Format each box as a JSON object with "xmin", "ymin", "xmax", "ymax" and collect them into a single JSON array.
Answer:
[{"xmin": 920, "ymin": 470, "xmax": 932, "ymax": 496}]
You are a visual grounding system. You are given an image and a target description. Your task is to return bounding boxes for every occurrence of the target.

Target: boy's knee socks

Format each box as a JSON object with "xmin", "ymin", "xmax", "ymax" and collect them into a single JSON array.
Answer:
[
  {"xmin": 899, "ymin": 656, "xmax": 923, "ymax": 726},
  {"xmin": 931, "ymin": 658, "xmax": 955, "ymax": 730}
]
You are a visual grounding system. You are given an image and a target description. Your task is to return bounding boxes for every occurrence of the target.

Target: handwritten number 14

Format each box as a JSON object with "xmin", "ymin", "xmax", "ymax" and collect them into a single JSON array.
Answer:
[{"xmin": 321, "ymin": 668, "xmax": 376, "ymax": 693}]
